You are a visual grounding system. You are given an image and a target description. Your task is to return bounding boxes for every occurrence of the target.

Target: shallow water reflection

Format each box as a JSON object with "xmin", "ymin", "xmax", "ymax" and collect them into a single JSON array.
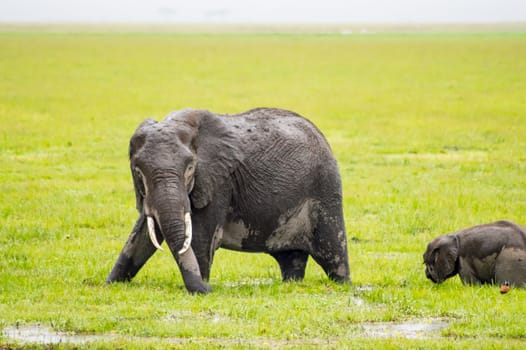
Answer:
[
  {"xmin": 363, "ymin": 319, "xmax": 449, "ymax": 339},
  {"xmin": 3, "ymin": 324, "xmax": 111, "ymax": 345},
  {"xmin": 3, "ymin": 318, "xmax": 450, "ymax": 346}
]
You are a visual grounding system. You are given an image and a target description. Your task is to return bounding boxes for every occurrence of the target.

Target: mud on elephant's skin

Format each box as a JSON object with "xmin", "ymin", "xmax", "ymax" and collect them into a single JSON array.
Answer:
[
  {"xmin": 106, "ymin": 107, "xmax": 351, "ymax": 293},
  {"xmin": 423, "ymin": 220, "xmax": 526, "ymax": 287}
]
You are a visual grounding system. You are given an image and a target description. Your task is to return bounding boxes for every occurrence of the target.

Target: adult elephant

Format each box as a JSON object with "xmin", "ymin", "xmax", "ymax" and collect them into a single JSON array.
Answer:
[{"xmin": 106, "ymin": 107, "xmax": 350, "ymax": 293}]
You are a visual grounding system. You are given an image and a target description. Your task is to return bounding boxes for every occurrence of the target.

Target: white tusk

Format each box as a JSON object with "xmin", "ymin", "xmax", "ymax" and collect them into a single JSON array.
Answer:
[
  {"xmin": 179, "ymin": 212, "xmax": 192, "ymax": 255},
  {"xmin": 147, "ymin": 216, "xmax": 164, "ymax": 251}
]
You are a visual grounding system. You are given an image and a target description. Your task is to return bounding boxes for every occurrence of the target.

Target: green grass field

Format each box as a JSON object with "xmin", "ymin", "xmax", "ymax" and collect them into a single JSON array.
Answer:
[{"xmin": 1, "ymin": 25, "xmax": 525, "ymax": 349}]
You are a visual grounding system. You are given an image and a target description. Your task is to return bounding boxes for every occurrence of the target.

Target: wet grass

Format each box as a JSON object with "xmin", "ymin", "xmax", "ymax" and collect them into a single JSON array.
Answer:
[{"xmin": 1, "ymin": 25, "xmax": 526, "ymax": 348}]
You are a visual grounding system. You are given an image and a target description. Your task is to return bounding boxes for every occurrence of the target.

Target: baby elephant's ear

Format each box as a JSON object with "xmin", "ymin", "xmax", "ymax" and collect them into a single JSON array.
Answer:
[
  {"xmin": 423, "ymin": 241, "xmax": 439, "ymax": 264},
  {"xmin": 190, "ymin": 112, "xmax": 243, "ymax": 208},
  {"xmin": 432, "ymin": 248, "xmax": 440, "ymax": 264},
  {"xmin": 435, "ymin": 235, "xmax": 459, "ymax": 280}
]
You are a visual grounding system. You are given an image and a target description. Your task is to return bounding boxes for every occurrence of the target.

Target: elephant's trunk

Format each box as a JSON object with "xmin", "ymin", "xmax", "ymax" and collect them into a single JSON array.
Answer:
[
  {"xmin": 147, "ymin": 213, "xmax": 191, "ymax": 255},
  {"xmin": 153, "ymin": 203, "xmax": 210, "ymax": 294},
  {"xmin": 146, "ymin": 182, "xmax": 192, "ymax": 256}
]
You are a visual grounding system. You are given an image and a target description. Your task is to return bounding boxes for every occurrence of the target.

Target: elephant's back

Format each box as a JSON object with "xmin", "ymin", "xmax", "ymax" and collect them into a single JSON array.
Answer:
[
  {"xmin": 225, "ymin": 108, "xmax": 342, "ymax": 234},
  {"xmin": 220, "ymin": 108, "xmax": 334, "ymax": 159}
]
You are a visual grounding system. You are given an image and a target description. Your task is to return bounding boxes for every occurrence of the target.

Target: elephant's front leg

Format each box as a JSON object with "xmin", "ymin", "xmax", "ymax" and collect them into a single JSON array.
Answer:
[
  {"xmin": 189, "ymin": 193, "xmax": 231, "ymax": 281},
  {"xmin": 190, "ymin": 210, "xmax": 224, "ymax": 282},
  {"xmin": 458, "ymin": 258, "xmax": 483, "ymax": 285},
  {"xmin": 172, "ymin": 247, "xmax": 212, "ymax": 294},
  {"xmin": 106, "ymin": 213, "xmax": 163, "ymax": 283}
]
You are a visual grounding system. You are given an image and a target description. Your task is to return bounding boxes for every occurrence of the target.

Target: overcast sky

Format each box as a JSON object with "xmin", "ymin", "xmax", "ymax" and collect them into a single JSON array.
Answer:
[{"xmin": 1, "ymin": 0, "xmax": 525, "ymax": 23}]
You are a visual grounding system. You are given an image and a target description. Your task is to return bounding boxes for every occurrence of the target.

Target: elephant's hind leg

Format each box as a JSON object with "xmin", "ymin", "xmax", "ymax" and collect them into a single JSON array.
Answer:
[
  {"xmin": 495, "ymin": 248, "xmax": 526, "ymax": 287},
  {"xmin": 270, "ymin": 250, "xmax": 309, "ymax": 281},
  {"xmin": 311, "ymin": 216, "xmax": 350, "ymax": 283},
  {"xmin": 311, "ymin": 253, "xmax": 350, "ymax": 283}
]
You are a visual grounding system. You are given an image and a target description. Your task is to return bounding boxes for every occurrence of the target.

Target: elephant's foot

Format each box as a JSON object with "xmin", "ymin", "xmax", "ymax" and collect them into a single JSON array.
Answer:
[
  {"xmin": 328, "ymin": 270, "xmax": 351, "ymax": 284},
  {"xmin": 105, "ymin": 253, "xmax": 141, "ymax": 283},
  {"xmin": 186, "ymin": 281, "xmax": 212, "ymax": 294},
  {"xmin": 271, "ymin": 250, "xmax": 309, "ymax": 282},
  {"xmin": 312, "ymin": 253, "xmax": 351, "ymax": 284}
]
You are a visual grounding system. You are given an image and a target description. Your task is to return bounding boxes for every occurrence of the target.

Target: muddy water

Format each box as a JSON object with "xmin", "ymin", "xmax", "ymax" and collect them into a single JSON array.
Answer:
[
  {"xmin": 3, "ymin": 324, "xmax": 112, "ymax": 345},
  {"xmin": 363, "ymin": 319, "xmax": 449, "ymax": 339},
  {"xmin": 3, "ymin": 319, "xmax": 450, "ymax": 346}
]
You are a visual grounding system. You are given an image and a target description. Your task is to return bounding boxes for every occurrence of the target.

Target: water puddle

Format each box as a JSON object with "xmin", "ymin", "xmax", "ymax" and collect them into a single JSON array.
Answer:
[
  {"xmin": 349, "ymin": 296, "xmax": 365, "ymax": 306},
  {"xmin": 3, "ymin": 319, "xmax": 450, "ymax": 346},
  {"xmin": 223, "ymin": 277, "xmax": 274, "ymax": 288},
  {"xmin": 363, "ymin": 319, "xmax": 449, "ymax": 339},
  {"xmin": 2, "ymin": 324, "xmax": 113, "ymax": 345}
]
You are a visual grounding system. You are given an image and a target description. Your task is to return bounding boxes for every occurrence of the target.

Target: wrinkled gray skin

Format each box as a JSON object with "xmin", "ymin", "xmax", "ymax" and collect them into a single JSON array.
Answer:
[
  {"xmin": 106, "ymin": 108, "xmax": 350, "ymax": 293},
  {"xmin": 423, "ymin": 220, "xmax": 526, "ymax": 287}
]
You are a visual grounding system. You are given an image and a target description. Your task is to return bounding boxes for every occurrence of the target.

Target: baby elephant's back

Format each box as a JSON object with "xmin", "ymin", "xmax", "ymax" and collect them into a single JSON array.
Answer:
[{"xmin": 460, "ymin": 220, "xmax": 526, "ymax": 257}]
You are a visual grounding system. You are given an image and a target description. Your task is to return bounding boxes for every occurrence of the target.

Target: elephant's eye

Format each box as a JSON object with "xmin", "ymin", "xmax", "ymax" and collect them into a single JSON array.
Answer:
[
  {"xmin": 184, "ymin": 162, "xmax": 196, "ymax": 191},
  {"xmin": 185, "ymin": 161, "xmax": 196, "ymax": 175}
]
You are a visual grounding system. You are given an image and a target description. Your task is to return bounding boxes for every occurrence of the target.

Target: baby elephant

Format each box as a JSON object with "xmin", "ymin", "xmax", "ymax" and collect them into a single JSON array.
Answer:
[{"xmin": 423, "ymin": 220, "xmax": 526, "ymax": 287}]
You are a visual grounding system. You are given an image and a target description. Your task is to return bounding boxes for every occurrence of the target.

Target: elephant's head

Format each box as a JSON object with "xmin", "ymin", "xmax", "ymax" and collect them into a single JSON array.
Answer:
[
  {"xmin": 130, "ymin": 109, "xmax": 241, "ymax": 258},
  {"xmin": 423, "ymin": 234, "xmax": 460, "ymax": 283}
]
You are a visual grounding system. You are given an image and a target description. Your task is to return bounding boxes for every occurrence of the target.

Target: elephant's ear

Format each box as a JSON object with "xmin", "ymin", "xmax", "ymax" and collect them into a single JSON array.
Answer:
[
  {"xmin": 190, "ymin": 111, "xmax": 242, "ymax": 209},
  {"xmin": 436, "ymin": 235, "xmax": 459, "ymax": 279},
  {"xmin": 130, "ymin": 118, "xmax": 157, "ymax": 212}
]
